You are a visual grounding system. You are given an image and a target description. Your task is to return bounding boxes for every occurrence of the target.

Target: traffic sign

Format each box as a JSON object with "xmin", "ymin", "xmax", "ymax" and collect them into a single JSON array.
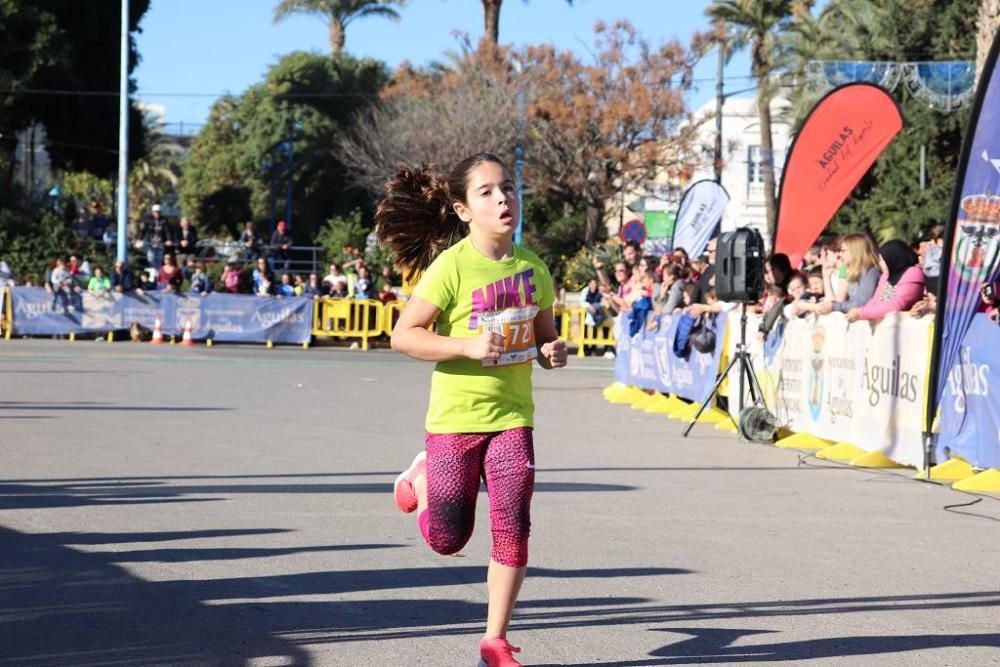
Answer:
[{"xmin": 620, "ymin": 219, "xmax": 647, "ymax": 244}]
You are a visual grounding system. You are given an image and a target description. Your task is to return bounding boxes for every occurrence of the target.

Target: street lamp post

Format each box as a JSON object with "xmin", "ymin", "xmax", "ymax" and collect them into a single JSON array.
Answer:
[
  {"xmin": 512, "ymin": 59, "xmax": 526, "ymax": 246},
  {"xmin": 115, "ymin": 0, "xmax": 129, "ymax": 263}
]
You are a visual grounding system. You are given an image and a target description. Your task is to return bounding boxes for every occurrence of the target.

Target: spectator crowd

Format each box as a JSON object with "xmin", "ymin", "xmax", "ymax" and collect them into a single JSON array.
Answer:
[
  {"xmin": 578, "ymin": 226, "xmax": 1000, "ymax": 356},
  {"xmin": 0, "ymin": 204, "xmax": 403, "ymax": 313}
]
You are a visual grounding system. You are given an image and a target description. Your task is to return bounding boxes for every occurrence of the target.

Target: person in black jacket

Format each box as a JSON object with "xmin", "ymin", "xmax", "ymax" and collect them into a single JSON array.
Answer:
[{"xmin": 270, "ymin": 220, "xmax": 293, "ymax": 272}]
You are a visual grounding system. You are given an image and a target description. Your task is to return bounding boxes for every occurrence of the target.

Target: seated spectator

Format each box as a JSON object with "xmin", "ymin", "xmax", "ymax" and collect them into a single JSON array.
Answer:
[
  {"xmin": 276, "ymin": 272, "xmax": 296, "ymax": 297},
  {"xmin": 847, "ymin": 240, "xmax": 925, "ymax": 322},
  {"xmin": 329, "ymin": 275, "xmax": 349, "ymax": 298},
  {"xmin": 138, "ymin": 269, "xmax": 158, "ymax": 292},
  {"xmin": 71, "ymin": 207, "xmax": 91, "ymax": 238},
  {"xmin": 765, "ymin": 253, "xmax": 792, "ymax": 291},
  {"xmin": 378, "ymin": 280, "xmax": 398, "ymax": 304},
  {"xmin": 377, "ymin": 264, "xmax": 395, "ymax": 291},
  {"xmin": 252, "ymin": 257, "xmax": 274, "ymax": 295},
  {"xmin": 354, "ymin": 266, "xmax": 374, "ymax": 299},
  {"xmin": 580, "ymin": 278, "xmax": 606, "ymax": 327},
  {"xmin": 759, "ymin": 284, "xmax": 787, "ymax": 336},
  {"xmin": 111, "ymin": 260, "xmax": 135, "ymax": 292},
  {"xmin": 784, "ymin": 272, "xmax": 810, "ymax": 319},
  {"xmin": 292, "ymin": 273, "xmax": 306, "ymax": 296},
  {"xmin": 303, "ymin": 273, "xmax": 322, "ymax": 297},
  {"xmin": 49, "ymin": 257, "xmax": 82, "ymax": 313},
  {"xmin": 239, "ymin": 222, "xmax": 261, "ymax": 260},
  {"xmin": 189, "ymin": 261, "xmax": 211, "ymax": 296},
  {"xmin": 86, "ymin": 265, "xmax": 111, "ymax": 296},
  {"xmin": 802, "ymin": 243, "xmax": 823, "ymax": 273},
  {"xmin": 801, "ymin": 232, "xmax": 880, "ymax": 317},
  {"xmin": 689, "ymin": 237, "xmax": 716, "ymax": 304},
  {"xmin": 157, "ymin": 254, "xmax": 184, "ymax": 293},
  {"xmin": 89, "ymin": 201, "xmax": 110, "ymax": 242},
  {"xmin": 655, "ymin": 263, "xmax": 686, "ymax": 315},
  {"xmin": 181, "ymin": 256, "xmax": 197, "ymax": 282},
  {"xmin": 221, "ymin": 259, "xmax": 243, "ymax": 294},
  {"xmin": 806, "ymin": 269, "xmax": 825, "ymax": 300},
  {"xmin": 322, "ymin": 262, "xmax": 344, "ymax": 294},
  {"xmin": 176, "ymin": 217, "xmax": 199, "ymax": 266}
]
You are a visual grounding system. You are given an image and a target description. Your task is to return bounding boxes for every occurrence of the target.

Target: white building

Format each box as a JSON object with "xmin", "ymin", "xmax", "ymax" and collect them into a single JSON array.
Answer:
[{"xmin": 688, "ymin": 95, "xmax": 793, "ymax": 248}]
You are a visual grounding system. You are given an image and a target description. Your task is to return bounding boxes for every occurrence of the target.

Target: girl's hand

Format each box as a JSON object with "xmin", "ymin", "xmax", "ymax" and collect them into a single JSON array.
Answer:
[
  {"xmin": 463, "ymin": 331, "xmax": 505, "ymax": 361},
  {"xmin": 539, "ymin": 339, "xmax": 568, "ymax": 368}
]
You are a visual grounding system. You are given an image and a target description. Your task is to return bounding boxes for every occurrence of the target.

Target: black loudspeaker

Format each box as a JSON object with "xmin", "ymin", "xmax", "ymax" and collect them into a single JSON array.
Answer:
[{"xmin": 716, "ymin": 227, "xmax": 765, "ymax": 302}]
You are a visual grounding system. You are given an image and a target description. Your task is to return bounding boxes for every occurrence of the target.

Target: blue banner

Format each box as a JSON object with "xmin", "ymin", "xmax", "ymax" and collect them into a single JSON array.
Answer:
[
  {"xmin": 10, "ymin": 288, "xmax": 313, "ymax": 344},
  {"xmin": 614, "ymin": 312, "xmax": 727, "ymax": 402},
  {"xmin": 937, "ymin": 313, "xmax": 1000, "ymax": 469},
  {"xmin": 931, "ymin": 32, "xmax": 1000, "ymax": 433}
]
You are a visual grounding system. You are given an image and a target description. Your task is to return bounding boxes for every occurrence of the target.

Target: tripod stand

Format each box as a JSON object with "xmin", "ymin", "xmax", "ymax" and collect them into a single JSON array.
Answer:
[{"xmin": 682, "ymin": 302, "xmax": 766, "ymax": 438}]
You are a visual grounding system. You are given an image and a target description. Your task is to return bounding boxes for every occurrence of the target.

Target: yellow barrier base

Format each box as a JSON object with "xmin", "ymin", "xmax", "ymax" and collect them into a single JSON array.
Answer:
[
  {"xmin": 775, "ymin": 432, "xmax": 834, "ymax": 450},
  {"xmin": 641, "ymin": 394, "xmax": 673, "ymax": 414},
  {"xmin": 631, "ymin": 393, "xmax": 661, "ymax": 410},
  {"xmin": 602, "ymin": 382, "xmax": 627, "ymax": 400},
  {"xmin": 952, "ymin": 469, "xmax": 1000, "ymax": 493},
  {"xmin": 715, "ymin": 418, "xmax": 739, "ymax": 433},
  {"xmin": 849, "ymin": 450, "xmax": 908, "ymax": 469},
  {"xmin": 816, "ymin": 442, "xmax": 866, "ymax": 461},
  {"xmin": 915, "ymin": 457, "xmax": 975, "ymax": 482},
  {"xmin": 608, "ymin": 387, "xmax": 647, "ymax": 405},
  {"xmin": 689, "ymin": 407, "xmax": 729, "ymax": 424},
  {"xmin": 668, "ymin": 401, "xmax": 698, "ymax": 420}
]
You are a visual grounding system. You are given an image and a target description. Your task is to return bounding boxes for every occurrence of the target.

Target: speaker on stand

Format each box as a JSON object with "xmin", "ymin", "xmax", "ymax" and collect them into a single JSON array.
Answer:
[{"xmin": 683, "ymin": 227, "xmax": 774, "ymax": 439}]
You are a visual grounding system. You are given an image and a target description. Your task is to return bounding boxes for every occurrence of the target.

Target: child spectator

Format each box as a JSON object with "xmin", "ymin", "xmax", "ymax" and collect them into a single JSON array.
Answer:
[
  {"xmin": 189, "ymin": 261, "xmax": 211, "ymax": 296},
  {"xmin": 222, "ymin": 260, "xmax": 243, "ymax": 294},
  {"xmin": 807, "ymin": 269, "xmax": 825, "ymax": 300},
  {"xmin": 656, "ymin": 263, "xmax": 686, "ymax": 315},
  {"xmin": 378, "ymin": 280, "xmax": 398, "ymax": 304},
  {"xmin": 354, "ymin": 266, "xmax": 373, "ymax": 299},
  {"xmin": 330, "ymin": 276, "xmax": 349, "ymax": 298},
  {"xmin": 277, "ymin": 272, "xmax": 296, "ymax": 297},
  {"xmin": 87, "ymin": 265, "xmax": 111, "ymax": 296}
]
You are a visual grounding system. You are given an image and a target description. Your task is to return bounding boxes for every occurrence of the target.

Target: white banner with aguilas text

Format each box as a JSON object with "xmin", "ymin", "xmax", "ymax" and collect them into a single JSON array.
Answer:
[{"xmin": 725, "ymin": 311, "xmax": 929, "ymax": 466}]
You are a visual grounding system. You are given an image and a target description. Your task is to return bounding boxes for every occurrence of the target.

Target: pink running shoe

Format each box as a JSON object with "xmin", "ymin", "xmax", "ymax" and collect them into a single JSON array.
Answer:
[
  {"xmin": 393, "ymin": 450, "xmax": 426, "ymax": 513},
  {"xmin": 478, "ymin": 637, "xmax": 522, "ymax": 667}
]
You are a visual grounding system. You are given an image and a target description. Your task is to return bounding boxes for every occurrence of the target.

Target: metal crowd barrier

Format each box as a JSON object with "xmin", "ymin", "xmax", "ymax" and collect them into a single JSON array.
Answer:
[
  {"xmin": 311, "ymin": 297, "xmax": 385, "ymax": 350},
  {"xmin": 0, "ymin": 287, "xmax": 10, "ymax": 340}
]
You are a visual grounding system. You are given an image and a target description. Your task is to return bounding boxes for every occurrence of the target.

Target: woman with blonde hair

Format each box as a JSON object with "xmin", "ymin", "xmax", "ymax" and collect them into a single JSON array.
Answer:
[{"xmin": 800, "ymin": 232, "xmax": 881, "ymax": 316}]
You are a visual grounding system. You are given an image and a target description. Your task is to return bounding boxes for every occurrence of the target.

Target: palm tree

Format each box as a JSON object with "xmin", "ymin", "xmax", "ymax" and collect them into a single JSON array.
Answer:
[
  {"xmin": 481, "ymin": 0, "xmax": 572, "ymax": 46},
  {"xmin": 977, "ymin": 0, "xmax": 1000, "ymax": 83},
  {"xmin": 707, "ymin": 0, "xmax": 795, "ymax": 244},
  {"xmin": 273, "ymin": 0, "xmax": 406, "ymax": 55}
]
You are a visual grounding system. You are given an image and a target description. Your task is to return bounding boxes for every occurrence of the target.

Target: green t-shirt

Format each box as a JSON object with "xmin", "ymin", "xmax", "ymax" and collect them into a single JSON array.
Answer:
[{"xmin": 414, "ymin": 237, "xmax": 554, "ymax": 434}]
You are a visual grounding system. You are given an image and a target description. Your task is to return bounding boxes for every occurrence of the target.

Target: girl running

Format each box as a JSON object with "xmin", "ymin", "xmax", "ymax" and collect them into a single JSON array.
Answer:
[{"xmin": 376, "ymin": 152, "xmax": 567, "ymax": 667}]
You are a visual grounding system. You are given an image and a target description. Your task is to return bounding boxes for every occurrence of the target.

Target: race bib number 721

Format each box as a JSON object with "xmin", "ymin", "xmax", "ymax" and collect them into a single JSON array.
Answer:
[{"xmin": 478, "ymin": 306, "xmax": 539, "ymax": 367}]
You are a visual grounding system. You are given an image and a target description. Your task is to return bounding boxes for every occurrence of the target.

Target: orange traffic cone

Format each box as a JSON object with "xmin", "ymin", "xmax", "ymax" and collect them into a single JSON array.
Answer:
[
  {"xmin": 180, "ymin": 319, "xmax": 194, "ymax": 346},
  {"xmin": 150, "ymin": 317, "xmax": 164, "ymax": 345}
]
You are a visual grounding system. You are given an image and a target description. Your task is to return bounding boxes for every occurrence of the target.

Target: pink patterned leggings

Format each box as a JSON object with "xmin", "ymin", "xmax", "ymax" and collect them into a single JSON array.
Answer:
[{"xmin": 417, "ymin": 427, "xmax": 534, "ymax": 568}]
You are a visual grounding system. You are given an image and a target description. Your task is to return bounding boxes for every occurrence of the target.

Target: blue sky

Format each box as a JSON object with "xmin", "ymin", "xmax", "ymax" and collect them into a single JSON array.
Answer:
[{"xmin": 133, "ymin": 0, "xmax": 756, "ymax": 130}]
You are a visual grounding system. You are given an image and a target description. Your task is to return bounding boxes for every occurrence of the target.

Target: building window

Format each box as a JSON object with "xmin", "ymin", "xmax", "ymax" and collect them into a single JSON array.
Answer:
[{"xmin": 746, "ymin": 145, "xmax": 785, "ymax": 198}]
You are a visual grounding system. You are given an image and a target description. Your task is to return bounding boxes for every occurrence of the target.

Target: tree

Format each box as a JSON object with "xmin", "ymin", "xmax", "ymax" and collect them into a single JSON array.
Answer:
[
  {"xmin": 341, "ymin": 23, "xmax": 706, "ymax": 246},
  {"xmin": 795, "ymin": 0, "xmax": 977, "ymax": 243},
  {"xmin": 977, "ymin": 0, "xmax": 1000, "ymax": 82},
  {"xmin": 273, "ymin": 0, "xmax": 405, "ymax": 55},
  {"xmin": 480, "ymin": 0, "xmax": 573, "ymax": 46},
  {"xmin": 338, "ymin": 42, "xmax": 523, "ymax": 193},
  {"xmin": 707, "ymin": 0, "xmax": 796, "ymax": 244},
  {"xmin": 524, "ymin": 21, "xmax": 707, "ymax": 243},
  {"xmin": 180, "ymin": 52, "xmax": 388, "ymax": 240},
  {"xmin": 0, "ymin": 0, "xmax": 150, "ymax": 182}
]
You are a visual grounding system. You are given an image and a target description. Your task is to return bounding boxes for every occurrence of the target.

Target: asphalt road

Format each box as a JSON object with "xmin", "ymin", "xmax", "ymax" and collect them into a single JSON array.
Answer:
[{"xmin": 1, "ymin": 339, "xmax": 998, "ymax": 666}]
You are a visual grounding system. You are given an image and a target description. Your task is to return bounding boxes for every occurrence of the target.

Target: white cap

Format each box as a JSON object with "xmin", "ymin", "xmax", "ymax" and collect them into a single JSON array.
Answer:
[{"xmin": 152, "ymin": 204, "xmax": 162, "ymax": 212}]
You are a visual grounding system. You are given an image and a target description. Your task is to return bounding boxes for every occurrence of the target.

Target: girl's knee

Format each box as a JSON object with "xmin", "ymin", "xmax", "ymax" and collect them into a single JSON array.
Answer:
[{"xmin": 429, "ymin": 530, "xmax": 473, "ymax": 556}]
